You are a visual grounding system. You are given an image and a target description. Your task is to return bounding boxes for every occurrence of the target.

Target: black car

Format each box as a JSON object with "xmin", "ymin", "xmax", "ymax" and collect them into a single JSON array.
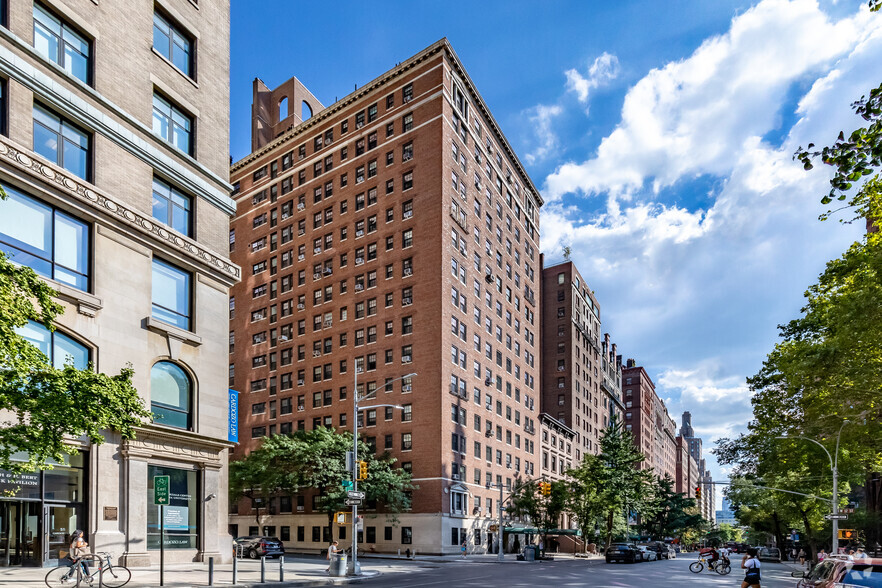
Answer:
[
  {"xmin": 606, "ymin": 543, "xmax": 639, "ymax": 563},
  {"xmin": 234, "ymin": 536, "xmax": 285, "ymax": 559}
]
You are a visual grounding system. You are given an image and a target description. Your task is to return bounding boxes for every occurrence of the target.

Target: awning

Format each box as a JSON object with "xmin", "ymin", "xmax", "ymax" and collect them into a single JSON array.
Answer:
[
  {"xmin": 503, "ymin": 527, "xmax": 539, "ymax": 534},
  {"xmin": 545, "ymin": 529, "xmax": 583, "ymax": 536}
]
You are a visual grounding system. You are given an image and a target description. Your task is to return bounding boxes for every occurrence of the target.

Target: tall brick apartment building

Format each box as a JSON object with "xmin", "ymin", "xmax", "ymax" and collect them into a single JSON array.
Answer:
[
  {"xmin": 622, "ymin": 360, "xmax": 677, "ymax": 482},
  {"xmin": 228, "ymin": 39, "xmax": 543, "ymax": 555},
  {"xmin": 539, "ymin": 260, "xmax": 623, "ymax": 464}
]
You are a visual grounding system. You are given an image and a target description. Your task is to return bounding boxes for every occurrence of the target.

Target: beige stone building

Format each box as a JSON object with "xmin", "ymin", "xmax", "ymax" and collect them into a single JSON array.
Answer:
[{"xmin": 0, "ymin": 0, "xmax": 237, "ymax": 567}]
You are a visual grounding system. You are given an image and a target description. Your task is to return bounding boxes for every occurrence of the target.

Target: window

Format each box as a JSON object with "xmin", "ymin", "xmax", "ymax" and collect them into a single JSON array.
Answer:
[
  {"xmin": 403, "ymin": 113, "xmax": 413, "ymax": 132},
  {"xmin": 147, "ymin": 465, "xmax": 197, "ymax": 548},
  {"xmin": 153, "ymin": 11, "xmax": 192, "ymax": 77},
  {"xmin": 152, "ymin": 178, "xmax": 191, "ymax": 236},
  {"xmin": 17, "ymin": 319, "xmax": 88, "ymax": 369},
  {"xmin": 152, "ymin": 93, "xmax": 192, "ymax": 155},
  {"xmin": 401, "ymin": 432, "xmax": 412, "ymax": 450},
  {"xmin": 0, "ymin": 187, "xmax": 89, "ymax": 291},
  {"xmin": 33, "ymin": 3, "xmax": 90, "ymax": 84},
  {"xmin": 33, "ymin": 105, "xmax": 90, "ymax": 180},
  {"xmin": 150, "ymin": 361, "xmax": 191, "ymax": 429},
  {"xmin": 151, "ymin": 258, "xmax": 191, "ymax": 330},
  {"xmin": 401, "ymin": 527, "xmax": 412, "ymax": 544}
]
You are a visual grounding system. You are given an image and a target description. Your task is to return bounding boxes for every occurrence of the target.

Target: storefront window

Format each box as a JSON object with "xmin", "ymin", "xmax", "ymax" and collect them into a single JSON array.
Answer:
[{"xmin": 147, "ymin": 465, "xmax": 198, "ymax": 549}]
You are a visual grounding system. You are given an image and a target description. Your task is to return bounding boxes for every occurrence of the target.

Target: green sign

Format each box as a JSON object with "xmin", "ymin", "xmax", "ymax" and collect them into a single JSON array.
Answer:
[
  {"xmin": 154, "ymin": 475, "xmax": 170, "ymax": 505},
  {"xmin": 342, "ymin": 480, "xmax": 353, "ymax": 490}
]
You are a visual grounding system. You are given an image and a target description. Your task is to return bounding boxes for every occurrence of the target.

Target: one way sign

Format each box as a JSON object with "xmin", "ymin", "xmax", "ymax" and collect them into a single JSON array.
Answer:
[{"xmin": 824, "ymin": 513, "xmax": 847, "ymax": 520}]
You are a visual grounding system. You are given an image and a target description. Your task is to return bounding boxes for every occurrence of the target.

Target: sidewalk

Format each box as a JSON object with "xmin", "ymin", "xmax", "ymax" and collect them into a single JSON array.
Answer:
[
  {"xmin": 1, "ymin": 551, "xmax": 606, "ymax": 587},
  {"xmin": 0, "ymin": 557, "xmax": 397, "ymax": 588}
]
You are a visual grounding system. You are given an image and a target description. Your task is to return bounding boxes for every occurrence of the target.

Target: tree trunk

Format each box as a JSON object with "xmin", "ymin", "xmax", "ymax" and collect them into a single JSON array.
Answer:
[
  {"xmin": 800, "ymin": 509, "xmax": 818, "ymax": 564},
  {"xmin": 605, "ymin": 510, "xmax": 614, "ymax": 550},
  {"xmin": 867, "ymin": 471, "xmax": 881, "ymax": 552},
  {"xmin": 771, "ymin": 511, "xmax": 785, "ymax": 550}
]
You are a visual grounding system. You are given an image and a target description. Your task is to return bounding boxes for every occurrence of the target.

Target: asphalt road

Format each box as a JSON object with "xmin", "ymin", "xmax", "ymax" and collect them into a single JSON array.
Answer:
[{"xmin": 353, "ymin": 556, "xmax": 803, "ymax": 587}]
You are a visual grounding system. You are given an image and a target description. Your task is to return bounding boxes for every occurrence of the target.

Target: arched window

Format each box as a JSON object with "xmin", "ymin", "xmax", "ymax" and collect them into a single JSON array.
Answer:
[
  {"xmin": 278, "ymin": 97, "xmax": 288, "ymax": 121},
  {"xmin": 151, "ymin": 361, "xmax": 191, "ymax": 430},
  {"xmin": 301, "ymin": 100, "xmax": 312, "ymax": 121},
  {"xmin": 17, "ymin": 320, "xmax": 89, "ymax": 368}
]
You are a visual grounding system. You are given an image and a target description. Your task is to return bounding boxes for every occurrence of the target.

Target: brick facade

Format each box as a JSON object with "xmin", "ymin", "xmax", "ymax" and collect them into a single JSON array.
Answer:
[{"xmin": 227, "ymin": 39, "xmax": 543, "ymax": 555}]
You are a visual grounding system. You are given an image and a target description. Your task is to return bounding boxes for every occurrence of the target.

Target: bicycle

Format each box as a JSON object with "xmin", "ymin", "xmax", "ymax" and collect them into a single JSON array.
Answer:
[
  {"xmin": 689, "ymin": 555, "xmax": 732, "ymax": 575},
  {"xmin": 45, "ymin": 552, "xmax": 131, "ymax": 588}
]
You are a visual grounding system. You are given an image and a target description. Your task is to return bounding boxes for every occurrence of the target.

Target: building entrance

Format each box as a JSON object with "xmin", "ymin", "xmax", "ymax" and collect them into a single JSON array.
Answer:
[{"xmin": 0, "ymin": 501, "xmax": 41, "ymax": 566}]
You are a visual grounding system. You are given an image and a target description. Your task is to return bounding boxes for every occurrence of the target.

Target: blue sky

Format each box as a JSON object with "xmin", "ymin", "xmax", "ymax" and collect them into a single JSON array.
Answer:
[{"xmin": 230, "ymin": 1, "xmax": 882, "ymax": 507}]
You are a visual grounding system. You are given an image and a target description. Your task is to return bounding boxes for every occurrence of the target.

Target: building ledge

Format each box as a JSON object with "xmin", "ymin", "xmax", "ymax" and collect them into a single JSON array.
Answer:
[
  {"xmin": 145, "ymin": 317, "xmax": 202, "ymax": 359},
  {"xmin": 50, "ymin": 279, "xmax": 103, "ymax": 317}
]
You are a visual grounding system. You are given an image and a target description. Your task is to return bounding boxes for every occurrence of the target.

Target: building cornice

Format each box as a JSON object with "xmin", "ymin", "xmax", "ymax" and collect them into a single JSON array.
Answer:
[
  {"xmin": 539, "ymin": 412, "xmax": 576, "ymax": 438},
  {"xmin": 0, "ymin": 135, "xmax": 240, "ymax": 285},
  {"xmin": 0, "ymin": 31, "xmax": 235, "ymax": 215},
  {"xmin": 230, "ymin": 39, "xmax": 543, "ymax": 209}
]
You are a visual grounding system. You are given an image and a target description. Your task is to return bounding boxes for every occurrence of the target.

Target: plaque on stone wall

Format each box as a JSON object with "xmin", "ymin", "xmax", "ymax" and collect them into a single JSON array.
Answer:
[{"xmin": 103, "ymin": 506, "xmax": 118, "ymax": 521}]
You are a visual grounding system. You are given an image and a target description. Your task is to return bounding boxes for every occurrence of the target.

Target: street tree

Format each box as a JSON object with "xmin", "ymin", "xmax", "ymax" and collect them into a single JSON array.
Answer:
[
  {"xmin": 590, "ymin": 416, "xmax": 654, "ymax": 549},
  {"xmin": 0, "ymin": 243, "xmax": 150, "ymax": 474},
  {"xmin": 229, "ymin": 428, "xmax": 415, "ymax": 534},
  {"xmin": 638, "ymin": 475, "xmax": 703, "ymax": 540},
  {"xmin": 566, "ymin": 454, "xmax": 605, "ymax": 549}
]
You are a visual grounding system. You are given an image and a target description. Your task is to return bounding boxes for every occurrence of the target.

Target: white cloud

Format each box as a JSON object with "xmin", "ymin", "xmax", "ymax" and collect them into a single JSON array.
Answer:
[
  {"xmin": 565, "ymin": 52, "xmax": 620, "ymax": 113},
  {"xmin": 538, "ymin": 0, "xmax": 882, "ymax": 487},
  {"xmin": 545, "ymin": 0, "xmax": 880, "ymax": 200},
  {"xmin": 524, "ymin": 104, "xmax": 563, "ymax": 164}
]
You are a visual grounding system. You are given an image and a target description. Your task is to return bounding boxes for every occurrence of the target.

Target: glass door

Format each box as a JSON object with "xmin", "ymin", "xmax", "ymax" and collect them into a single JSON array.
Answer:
[
  {"xmin": 46, "ymin": 505, "xmax": 80, "ymax": 565},
  {"xmin": 0, "ymin": 501, "xmax": 41, "ymax": 566}
]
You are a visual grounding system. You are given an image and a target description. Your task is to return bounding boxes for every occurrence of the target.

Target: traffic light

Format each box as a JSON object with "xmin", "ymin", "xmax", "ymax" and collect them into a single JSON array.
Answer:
[
  {"xmin": 695, "ymin": 485, "xmax": 702, "ymax": 499},
  {"xmin": 838, "ymin": 529, "xmax": 855, "ymax": 540},
  {"xmin": 539, "ymin": 481, "xmax": 551, "ymax": 496},
  {"xmin": 357, "ymin": 460, "xmax": 368, "ymax": 481}
]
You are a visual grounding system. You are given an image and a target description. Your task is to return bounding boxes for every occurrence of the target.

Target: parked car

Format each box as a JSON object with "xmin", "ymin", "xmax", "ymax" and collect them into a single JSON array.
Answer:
[
  {"xmin": 757, "ymin": 546, "xmax": 781, "ymax": 563},
  {"xmin": 234, "ymin": 536, "xmax": 285, "ymax": 559},
  {"xmin": 605, "ymin": 543, "xmax": 640, "ymax": 564},
  {"xmin": 643, "ymin": 543, "xmax": 670, "ymax": 560},
  {"xmin": 793, "ymin": 556, "xmax": 882, "ymax": 587},
  {"xmin": 635, "ymin": 545, "xmax": 657, "ymax": 561}
]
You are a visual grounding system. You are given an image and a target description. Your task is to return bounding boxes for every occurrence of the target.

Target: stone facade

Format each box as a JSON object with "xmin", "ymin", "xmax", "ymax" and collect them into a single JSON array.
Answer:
[{"xmin": 0, "ymin": 0, "xmax": 235, "ymax": 567}]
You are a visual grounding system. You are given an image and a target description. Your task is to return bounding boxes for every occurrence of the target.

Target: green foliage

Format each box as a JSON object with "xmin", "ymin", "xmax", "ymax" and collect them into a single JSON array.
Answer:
[
  {"xmin": 638, "ymin": 475, "xmax": 704, "ymax": 540},
  {"xmin": 569, "ymin": 416, "xmax": 654, "ymax": 548},
  {"xmin": 229, "ymin": 428, "xmax": 415, "ymax": 525},
  {"xmin": 0, "ymin": 247, "xmax": 150, "ymax": 474},
  {"xmin": 795, "ymin": 80, "xmax": 882, "ymax": 220}
]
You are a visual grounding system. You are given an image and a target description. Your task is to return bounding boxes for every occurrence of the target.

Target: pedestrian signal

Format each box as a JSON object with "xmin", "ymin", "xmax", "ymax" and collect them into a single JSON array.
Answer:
[{"xmin": 838, "ymin": 529, "xmax": 855, "ymax": 540}]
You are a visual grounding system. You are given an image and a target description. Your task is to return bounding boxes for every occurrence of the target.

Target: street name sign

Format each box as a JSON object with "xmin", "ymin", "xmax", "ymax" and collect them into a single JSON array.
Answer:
[
  {"xmin": 154, "ymin": 475, "xmax": 170, "ymax": 505},
  {"xmin": 347, "ymin": 491, "xmax": 365, "ymax": 499}
]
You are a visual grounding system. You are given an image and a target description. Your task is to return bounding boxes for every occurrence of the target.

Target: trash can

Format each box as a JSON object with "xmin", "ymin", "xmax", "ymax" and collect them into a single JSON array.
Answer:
[
  {"xmin": 524, "ymin": 546, "xmax": 536, "ymax": 562},
  {"xmin": 329, "ymin": 552, "xmax": 348, "ymax": 577}
]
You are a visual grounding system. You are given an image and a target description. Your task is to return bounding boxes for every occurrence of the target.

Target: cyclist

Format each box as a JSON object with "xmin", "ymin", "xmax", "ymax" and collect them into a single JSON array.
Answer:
[{"xmin": 699, "ymin": 546, "xmax": 720, "ymax": 569}]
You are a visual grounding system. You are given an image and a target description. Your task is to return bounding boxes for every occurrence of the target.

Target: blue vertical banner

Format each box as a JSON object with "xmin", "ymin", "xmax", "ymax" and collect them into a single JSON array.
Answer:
[{"xmin": 228, "ymin": 389, "xmax": 239, "ymax": 443}]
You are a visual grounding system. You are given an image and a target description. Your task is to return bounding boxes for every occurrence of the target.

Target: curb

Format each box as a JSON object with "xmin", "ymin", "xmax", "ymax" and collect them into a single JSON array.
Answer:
[{"xmin": 124, "ymin": 570, "xmax": 382, "ymax": 588}]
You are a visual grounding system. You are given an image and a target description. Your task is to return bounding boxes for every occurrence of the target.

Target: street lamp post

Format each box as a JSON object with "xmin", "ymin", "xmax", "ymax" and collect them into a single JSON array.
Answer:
[
  {"xmin": 776, "ymin": 420, "xmax": 848, "ymax": 554},
  {"xmin": 349, "ymin": 370, "xmax": 416, "ymax": 575}
]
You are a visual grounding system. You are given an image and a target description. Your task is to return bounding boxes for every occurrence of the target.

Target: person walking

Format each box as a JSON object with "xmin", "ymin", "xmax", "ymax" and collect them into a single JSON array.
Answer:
[
  {"xmin": 817, "ymin": 548, "xmax": 827, "ymax": 562},
  {"xmin": 69, "ymin": 530, "xmax": 91, "ymax": 576},
  {"xmin": 798, "ymin": 547, "xmax": 807, "ymax": 567},
  {"xmin": 460, "ymin": 539, "xmax": 468, "ymax": 559},
  {"xmin": 325, "ymin": 540, "xmax": 340, "ymax": 574},
  {"xmin": 741, "ymin": 547, "xmax": 761, "ymax": 588}
]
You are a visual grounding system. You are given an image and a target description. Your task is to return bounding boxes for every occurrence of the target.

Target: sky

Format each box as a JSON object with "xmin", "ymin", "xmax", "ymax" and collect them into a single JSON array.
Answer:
[{"xmin": 230, "ymin": 0, "xmax": 882, "ymax": 509}]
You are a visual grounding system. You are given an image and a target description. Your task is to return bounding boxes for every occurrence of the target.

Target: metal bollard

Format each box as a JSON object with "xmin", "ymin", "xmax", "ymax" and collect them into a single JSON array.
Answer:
[
  {"xmin": 208, "ymin": 556, "xmax": 214, "ymax": 586},
  {"xmin": 98, "ymin": 564, "xmax": 103, "ymax": 588},
  {"xmin": 232, "ymin": 553, "xmax": 238, "ymax": 585},
  {"xmin": 279, "ymin": 555, "xmax": 284, "ymax": 582},
  {"xmin": 260, "ymin": 556, "xmax": 266, "ymax": 583}
]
